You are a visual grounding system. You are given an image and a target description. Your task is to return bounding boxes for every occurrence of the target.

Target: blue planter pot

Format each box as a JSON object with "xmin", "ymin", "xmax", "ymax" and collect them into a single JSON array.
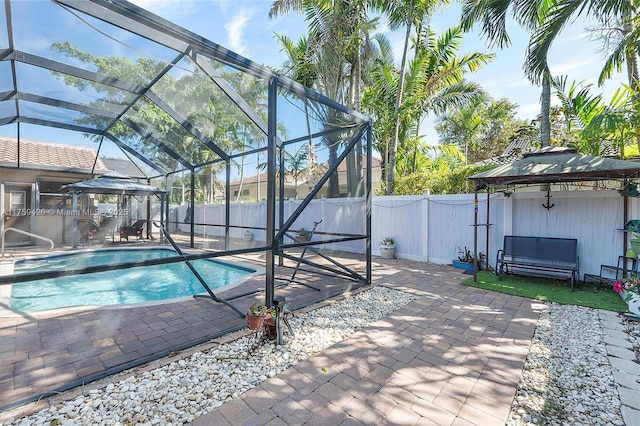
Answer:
[{"xmin": 452, "ymin": 260, "xmax": 474, "ymax": 271}]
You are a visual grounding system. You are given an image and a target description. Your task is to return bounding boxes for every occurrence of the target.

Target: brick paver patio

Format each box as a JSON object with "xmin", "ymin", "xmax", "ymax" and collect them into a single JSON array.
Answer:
[
  {"xmin": 0, "ymin": 248, "xmax": 541, "ymax": 425},
  {"xmin": 191, "ymin": 260, "xmax": 541, "ymax": 425}
]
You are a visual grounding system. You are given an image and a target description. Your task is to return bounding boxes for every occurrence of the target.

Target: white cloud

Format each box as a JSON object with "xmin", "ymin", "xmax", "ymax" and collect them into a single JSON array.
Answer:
[
  {"xmin": 550, "ymin": 59, "xmax": 597, "ymax": 76},
  {"xmin": 508, "ymin": 78, "xmax": 534, "ymax": 89},
  {"xmin": 517, "ymin": 103, "xmax": 542, "ymax": 119},
  {"xmin": 219, "ymin": 0, "xmax": 230, "ymax": 14},
  {"xmin": 224, "ymin": 10, "xmax": 252, "ymax": 56}
]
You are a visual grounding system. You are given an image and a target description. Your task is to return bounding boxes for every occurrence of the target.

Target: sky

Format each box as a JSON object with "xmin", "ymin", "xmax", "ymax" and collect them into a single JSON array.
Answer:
[
  {"xmin": 129, "ymin": 0, "xmax": 627, "ymax": 146},
  {"xmin": 1, "ymin": 0, "xmax": 625, "ymax": 161}
]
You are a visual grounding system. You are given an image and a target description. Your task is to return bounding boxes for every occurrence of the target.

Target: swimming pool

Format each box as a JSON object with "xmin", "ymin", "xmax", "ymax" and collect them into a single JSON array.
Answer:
[{"xmin": 7, "ymin": 248, "xmax": 257, "ymax": 312}]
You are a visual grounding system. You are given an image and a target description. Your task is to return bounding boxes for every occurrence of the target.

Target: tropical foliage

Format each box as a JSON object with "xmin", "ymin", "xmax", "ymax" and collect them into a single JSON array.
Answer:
[
  {"xmin": 271, "ymin": 0, "xmax": 494, "ymax": 195},
  {"xmin": 57, "ymin": 0, "xmax": 640, "ymax": 199},
  {"xmin": 552, "ymin": 76, "xmax": 639, "ymax": 156},
  {"xmin": 394, "ymin": 163, "xmax": 496, "ymax": 195},
  {"xmin": 435, "ymin": 94, "xmax": 527, "ymax": 164}
]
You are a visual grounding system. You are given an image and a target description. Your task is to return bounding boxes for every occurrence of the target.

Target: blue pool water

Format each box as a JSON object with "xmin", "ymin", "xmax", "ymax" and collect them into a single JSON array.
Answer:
[{"xmin": 9, "ymin": 248, "xmax": 255, "ymax": 312}]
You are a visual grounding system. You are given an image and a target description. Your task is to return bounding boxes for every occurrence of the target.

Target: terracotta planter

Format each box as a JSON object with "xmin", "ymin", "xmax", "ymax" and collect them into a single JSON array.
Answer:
[
  {"xmin": 246, "ymin": 314, "xmax": 264, "ymax": 330},
  {"xmin": 263, "ymin": 317, "xmax": 277, "ymax": 338}
]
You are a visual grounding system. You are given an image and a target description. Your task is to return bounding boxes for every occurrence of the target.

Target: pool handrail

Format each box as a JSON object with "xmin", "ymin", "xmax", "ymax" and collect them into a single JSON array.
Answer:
[{"xmin": 1, "ymin": 227, "xmax": 54, "ymax": 257}]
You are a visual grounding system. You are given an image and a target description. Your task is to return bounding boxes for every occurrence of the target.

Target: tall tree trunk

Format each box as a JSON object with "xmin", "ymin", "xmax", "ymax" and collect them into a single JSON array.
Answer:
[
  {"xmin": 540, "ymin": 69, "xmax": 551, "ymax": 147},
  {"xmin": 346, "ymin": 54, "xmax": 358, "ymax": 196},
  {"xmin": 624, "ymin": 47, "xmax": 640, "ymax": 154},
  {"xmin": 387, "ymin": 23, "xmax": 412, "ymax": 195}
]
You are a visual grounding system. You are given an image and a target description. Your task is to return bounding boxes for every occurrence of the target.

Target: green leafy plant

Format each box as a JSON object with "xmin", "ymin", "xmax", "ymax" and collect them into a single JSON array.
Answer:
[
  {"xmin": 457, "ymin": 246, "xmax": 485, "ymax": 265},
  {"xmin": 457, "ymin": 246, "xmax": 472, "ymax": 262},
  {"xmin": 381, "ymin": 237, "xmax": 395, "ymax": 245},
  {"xmin": 248, "ymin": 302, "xmax": 268, "ymax": 317},
  {"xmin": 614, "ymin": 276, "xmax": 640, "ymax": 302}
]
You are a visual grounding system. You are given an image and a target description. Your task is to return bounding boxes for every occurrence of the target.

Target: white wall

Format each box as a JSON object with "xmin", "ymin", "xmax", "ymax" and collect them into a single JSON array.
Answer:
[{"xmin": 165, "ymin": 189, "xmax": 634, "ymax": 279}]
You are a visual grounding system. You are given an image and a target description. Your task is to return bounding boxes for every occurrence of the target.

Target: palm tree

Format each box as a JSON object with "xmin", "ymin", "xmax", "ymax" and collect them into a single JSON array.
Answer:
[
  {"xmin": 552, "ymin": 75, "xmax": 637, "ymax": 156},
  {"xmin": 271, "ymin": 0, "xmax": 379, "ymax": 197},
  {"xmin": 363, "ymin": 26, "xmax": 493, "ymax": 184},
  {"xmin": 374, "ymin": 0, "xmax": 451, "ymax": 194},
  {"xmin": 283, "ymin": 144, "xmax": 311, "ymax": 199},
  {"xmin": 525, "ymin": 1, "xmax": 638, "ymax": 86},
  {"xmin": 526, "ymin": 0, "xmax": 640, "ymax": 150},
  {"xmin": 460, "ymin": 0, "xmax": 554, "ymax": 147},
  {"xmin": 435, "ymin": 92, "xmax": 489, "ymax": 165}
]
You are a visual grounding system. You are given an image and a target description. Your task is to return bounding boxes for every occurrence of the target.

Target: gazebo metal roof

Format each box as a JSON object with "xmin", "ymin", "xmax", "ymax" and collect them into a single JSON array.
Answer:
[
  {"xmin": 469, "ymin": 147, "xmax": 640, "ymax": 187},
  {"xmin": 62, "ymin": 176, "xmax": 166, "ymax": 196}
]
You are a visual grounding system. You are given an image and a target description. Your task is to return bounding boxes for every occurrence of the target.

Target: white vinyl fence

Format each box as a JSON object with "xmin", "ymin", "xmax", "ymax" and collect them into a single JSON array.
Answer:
[{"xmin": 125, "ymin": 189, "xmax": 637, "ymax": 279}]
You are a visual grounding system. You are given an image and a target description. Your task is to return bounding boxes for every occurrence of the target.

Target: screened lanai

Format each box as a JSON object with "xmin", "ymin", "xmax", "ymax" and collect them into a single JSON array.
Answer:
[{"xmin": 0, "ymin": 0, "xmax": 373, "ymax": 313}]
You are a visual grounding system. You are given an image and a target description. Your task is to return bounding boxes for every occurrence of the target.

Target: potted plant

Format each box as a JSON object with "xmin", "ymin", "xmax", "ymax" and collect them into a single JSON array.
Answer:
[
  {"xmin": 614, "ymin": 277, "xmax": 640, "ymax": 315},
  {"xmin": 242, "ymin": 229, "xmax": 253, "ymax": 241},
  {"xmin": 380, "ymin": 237, "xmax": 395, "ymax": 259},
  {"xmin": 263, "ymin": 307, "xmax": 277, "ymax": 338},
  {"xmin": 452, "ymin": 246, "xmax": 484, "ymax": 271},
  {"xmin": 625, "ymin": 220, "xmax": 640, "ymax": 254},
  {"xmin": 246, "ymin": 302, "xmax": 267, "ymax": 330}
]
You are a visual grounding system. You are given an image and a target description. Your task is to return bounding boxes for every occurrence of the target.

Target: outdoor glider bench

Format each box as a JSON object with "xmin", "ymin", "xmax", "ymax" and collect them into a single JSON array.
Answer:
[{"xmin": 496, "ymin": 235, "xmax": 580, "ymax": 291}]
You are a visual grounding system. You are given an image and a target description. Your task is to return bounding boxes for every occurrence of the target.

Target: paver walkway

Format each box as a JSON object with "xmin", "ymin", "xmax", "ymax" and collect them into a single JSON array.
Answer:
[{"xmin": 190, "ymin": 260, "xmax": 542, "ymax": 425}]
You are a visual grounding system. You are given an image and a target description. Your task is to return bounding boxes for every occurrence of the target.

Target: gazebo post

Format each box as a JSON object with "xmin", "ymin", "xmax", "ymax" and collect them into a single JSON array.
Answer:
[
  {"xmin": 473, "ymin": 186, "xmax": 479, "ymax": 284},
  {"xmin": 71, "ymin": 191, "xmax": 78, "ymax": 249},
  {"xmin": 624, "ymin": 185, "xmax": 629, "ymax": 256},
  {"xmin": 146, "ymin": 191, "xmax": 151, "ymax": 239},
  {"xmin": 486, "ymin": 191, "xmax": 490, "ymax": 270}
]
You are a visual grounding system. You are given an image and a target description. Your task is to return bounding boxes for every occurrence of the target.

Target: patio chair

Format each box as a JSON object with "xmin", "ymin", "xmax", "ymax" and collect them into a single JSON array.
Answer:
[
  {"xmin": 119, "ymin": 219, "xmax": 146, "ymax": 241},
  {"xmin": 583, "ymin": 255, "xmax": 638, "ymax": 289},
  {"xmin": 98, "ymin": 216, "xmax": 117, "ymax": 242},
  {"xmin": 78, "ymin": 220, "xmax": 100, "ymax": 246}
]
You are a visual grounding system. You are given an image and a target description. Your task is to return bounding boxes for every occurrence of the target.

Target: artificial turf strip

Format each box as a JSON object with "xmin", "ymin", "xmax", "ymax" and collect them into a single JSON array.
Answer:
[{"xmin": 460, "ymin": 271, "xmax": 629, "ymax": 313}]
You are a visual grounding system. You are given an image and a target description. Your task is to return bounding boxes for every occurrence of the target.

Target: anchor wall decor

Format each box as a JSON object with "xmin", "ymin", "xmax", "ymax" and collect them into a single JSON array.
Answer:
[{"xmin": 542, "ymin": 189, "xmax": 554, "ymax": 210}]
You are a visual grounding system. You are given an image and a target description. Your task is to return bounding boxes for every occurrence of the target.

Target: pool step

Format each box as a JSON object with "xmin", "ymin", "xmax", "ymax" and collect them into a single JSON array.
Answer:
[{"xmin": 0, "ymin": 259, "xmax": 15, "ymax": 276}]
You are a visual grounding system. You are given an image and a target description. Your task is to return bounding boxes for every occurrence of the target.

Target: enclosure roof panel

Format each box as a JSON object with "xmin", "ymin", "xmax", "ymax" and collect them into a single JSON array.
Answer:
[{"xmin": 0, "ymin": 0, "xmax": 367, "ymax": 177}]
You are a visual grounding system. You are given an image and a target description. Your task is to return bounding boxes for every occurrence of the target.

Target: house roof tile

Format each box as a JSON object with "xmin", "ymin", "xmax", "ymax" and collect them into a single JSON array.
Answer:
[{"xmin": 0, "ymin": 138, "xmax": 107, "ymax": 173}]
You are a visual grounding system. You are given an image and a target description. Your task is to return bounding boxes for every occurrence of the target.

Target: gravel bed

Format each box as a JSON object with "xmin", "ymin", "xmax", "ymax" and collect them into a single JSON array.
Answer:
[
  {"xmin": 3, "ymin": 292, "xmax": 637, "ymax": 425},
  {"xmin": 507, "ymin": 303, "xmax": 628, "ymax": 426}
]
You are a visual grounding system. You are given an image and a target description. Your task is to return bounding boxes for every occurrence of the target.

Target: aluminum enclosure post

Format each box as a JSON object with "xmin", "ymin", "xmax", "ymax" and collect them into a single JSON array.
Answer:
[{"xmin": 265, "ymin": 77, "xmax": 278, "ymax": 307}]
